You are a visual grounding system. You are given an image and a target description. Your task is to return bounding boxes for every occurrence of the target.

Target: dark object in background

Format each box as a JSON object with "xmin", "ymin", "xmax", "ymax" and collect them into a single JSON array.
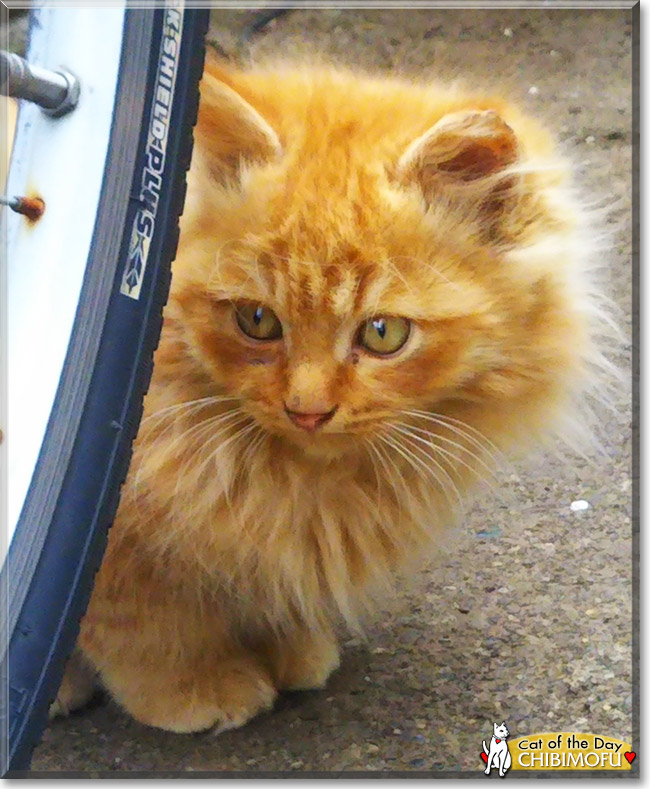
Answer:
[{"xmin": 241, "ymin": 8, "xmax": 292, "ymax": 41}]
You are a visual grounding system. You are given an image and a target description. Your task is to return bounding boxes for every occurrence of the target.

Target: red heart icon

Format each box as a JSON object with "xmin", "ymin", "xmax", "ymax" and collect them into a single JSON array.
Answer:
[
  {"xmin": 480, "ymin": 753, "xmax": 488, "ymax": 764},
  {"xmin": 624, "ymin": 752, "xmax": 636, "ymax": 764}
]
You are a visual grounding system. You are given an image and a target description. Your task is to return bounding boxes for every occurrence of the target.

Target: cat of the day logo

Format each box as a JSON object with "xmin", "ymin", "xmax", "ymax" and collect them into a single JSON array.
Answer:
[
  {"xmin": 482, "ymin": 722, "xmax": 512, "ymax": 776},
  {"xmin": 480, "ymin": 726, "xmax": 636, "ymax": 774}
]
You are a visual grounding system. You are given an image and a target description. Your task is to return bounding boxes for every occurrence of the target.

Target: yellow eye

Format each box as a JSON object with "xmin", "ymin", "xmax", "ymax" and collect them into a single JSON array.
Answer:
[
  {"xmin": 357, "ymin": 316, "xmax": 410, "ymax": 356},
  {"xmin": 235, "ymin": 304, "xmax": 283, "ymax": 341}
]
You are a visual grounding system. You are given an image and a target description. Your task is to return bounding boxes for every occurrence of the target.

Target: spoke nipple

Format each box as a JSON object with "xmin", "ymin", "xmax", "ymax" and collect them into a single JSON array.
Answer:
[
  {"xmin": 15, "ymin": 196, "xmax": 45, "ymax": 222},
  {"xmin": 0, "ymin": 194, "xmax": 45, "ymax": 222}
]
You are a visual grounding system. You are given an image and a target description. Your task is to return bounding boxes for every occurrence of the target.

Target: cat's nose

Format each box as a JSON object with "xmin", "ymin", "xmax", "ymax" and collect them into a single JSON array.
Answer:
[{"xmin": 285, "ymin": 406, "xmax": 338, "ymax": 432}]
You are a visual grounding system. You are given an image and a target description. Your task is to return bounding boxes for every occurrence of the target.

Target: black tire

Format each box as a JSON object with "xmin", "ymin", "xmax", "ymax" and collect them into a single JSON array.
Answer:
[{"xmin": 2, "ymin": 6, "xmax": 210, "ymax": 773}]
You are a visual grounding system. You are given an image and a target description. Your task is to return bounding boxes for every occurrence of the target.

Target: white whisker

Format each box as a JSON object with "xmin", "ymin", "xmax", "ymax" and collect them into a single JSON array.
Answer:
[
  {"xmin": 403, "ymin": 409, "xmax": 508, "ymax": 468},
  {"xmin": 391, "ymin": 423, "xmax": 500, "ymax": 498},
  {"xmin": 378, "ymin": 432, "xmax": 463, "ymax": 514},
  {"xmin": 178, "ymin": 418, "xmax": 257, "ymax": 513},
  {"xmin": 384, "ymin": 428, "xmax": 464, "ymax": 512},
  {"xmin": 141, "ymin": 394, "xmax": 240, "ymax": 428},
  {"xmin": 134, "ymin": 408, "xmax": 248, "ymax": 515},
  {"xmin": 393, "ymin": 420, "xmax": 501, "ymax": 484},
  {"xmin": 239, "ymin": 426, "xmax": 268, "ymax": 469},
  {"xmin": 362, "ymin": 437, "xmax": 384, "ymax": 510},
  {"xmin": 178, "ymin": 412, "xmax": 251, "ymax": 479}
]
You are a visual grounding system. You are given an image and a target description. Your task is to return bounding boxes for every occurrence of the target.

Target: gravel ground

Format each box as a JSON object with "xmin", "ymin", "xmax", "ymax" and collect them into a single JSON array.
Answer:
[{"xmin": 25, "ymin": 5, "xmax": 635, "ymax": 776}]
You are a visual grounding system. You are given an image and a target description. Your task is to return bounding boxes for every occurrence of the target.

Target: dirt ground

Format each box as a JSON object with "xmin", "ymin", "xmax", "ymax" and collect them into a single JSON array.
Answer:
[{"xmin": 27, "ymin": 5, "xmax": 635, "ymax": 776}]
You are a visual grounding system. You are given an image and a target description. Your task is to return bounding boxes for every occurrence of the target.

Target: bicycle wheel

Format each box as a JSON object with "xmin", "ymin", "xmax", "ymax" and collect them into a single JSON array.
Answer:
[{"xmin": 2, "ymin": 4, "xmax": 210, "ymax": 773}]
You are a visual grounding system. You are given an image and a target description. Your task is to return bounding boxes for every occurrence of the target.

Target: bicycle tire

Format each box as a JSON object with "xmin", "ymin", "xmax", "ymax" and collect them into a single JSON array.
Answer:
[{"xmin": 2, "ymin": 5, "xmax": 210, "ymax": 773}]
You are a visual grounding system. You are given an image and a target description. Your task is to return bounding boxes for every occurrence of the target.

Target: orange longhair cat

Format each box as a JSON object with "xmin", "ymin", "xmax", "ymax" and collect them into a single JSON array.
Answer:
[{"xmin": 52, "ymin": 56, "xmax": 603, "ymax": 732}]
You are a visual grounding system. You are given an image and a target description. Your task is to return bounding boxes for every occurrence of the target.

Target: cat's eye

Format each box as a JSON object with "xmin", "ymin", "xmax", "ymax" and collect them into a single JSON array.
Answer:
[
  {"xmin": 357, "ymin": 315, "xmax": 410, "ymax": 356},
  {"xmin": 235, "ymin": 303, "xmax": 283, "ymax": 341}
]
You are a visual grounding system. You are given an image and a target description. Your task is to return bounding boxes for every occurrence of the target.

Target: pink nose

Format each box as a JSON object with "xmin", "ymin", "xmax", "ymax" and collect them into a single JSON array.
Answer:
[{"xmin": 285, "ymin": 406, "xmax": 337, "ymax": 432}]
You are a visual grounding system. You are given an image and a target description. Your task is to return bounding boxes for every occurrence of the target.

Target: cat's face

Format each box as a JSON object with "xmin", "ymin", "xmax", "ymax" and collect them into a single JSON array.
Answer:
[
  {"xmin": 175, "ymin": 223, "xmax": 504, "ymax": 455},
  {"xmin": 494, "ymin": 722, "xmax": 509, "ymax": 739},
  {"xmin": 170, "ymin": 61, "xmax": 587, "ymax": 458}
]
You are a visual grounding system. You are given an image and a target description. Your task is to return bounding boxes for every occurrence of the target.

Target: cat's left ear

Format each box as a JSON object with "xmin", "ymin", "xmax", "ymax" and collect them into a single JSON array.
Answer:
[{"xmin": 396, "ymin": 109, "xmax": 518, "ymax": 201}]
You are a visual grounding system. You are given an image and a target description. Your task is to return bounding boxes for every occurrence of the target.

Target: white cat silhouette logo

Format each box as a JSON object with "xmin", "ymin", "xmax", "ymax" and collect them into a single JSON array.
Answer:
[{"xmin": 483, "ymin": 721, "xmax": 512, "ymax": 777}]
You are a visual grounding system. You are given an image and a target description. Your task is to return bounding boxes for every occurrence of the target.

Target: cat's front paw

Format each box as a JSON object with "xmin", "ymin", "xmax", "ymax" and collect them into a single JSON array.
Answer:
[
  {"xmin": 49, "ymin": 650, "xmax": 97, "ymax": 720},
  {"xmin": 208, "ymin": 668, "xmax": 278, "ymax": 735},
  {"xmin": 105, "ymin": 655, "xmax": 277, "ymax": 734},
  {"xmin": 271, "ymin": 631, "xmax": 340, "ymax": 691}
]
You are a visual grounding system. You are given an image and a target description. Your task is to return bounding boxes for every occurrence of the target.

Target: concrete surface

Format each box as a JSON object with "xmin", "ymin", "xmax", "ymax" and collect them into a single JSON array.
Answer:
[{"xmin": 29, "ymin": 6, "xmax": 635, "ymax": 775}]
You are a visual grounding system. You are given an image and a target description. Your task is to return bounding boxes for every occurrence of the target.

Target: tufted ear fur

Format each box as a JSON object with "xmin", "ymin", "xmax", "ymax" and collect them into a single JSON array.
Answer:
[
  {"xmin": 195, "ymin": 67, "xmax": 282, "ymax": 184},
  {"xmin": 396, "ymin": 109, "xmax": 518, "ymax": 207}
]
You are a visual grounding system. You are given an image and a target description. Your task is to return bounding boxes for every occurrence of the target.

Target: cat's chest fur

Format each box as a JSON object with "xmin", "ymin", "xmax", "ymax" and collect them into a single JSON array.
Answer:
[{"xmin": 119, "ymin": 409, "xmax": 447, "ymax": 627}]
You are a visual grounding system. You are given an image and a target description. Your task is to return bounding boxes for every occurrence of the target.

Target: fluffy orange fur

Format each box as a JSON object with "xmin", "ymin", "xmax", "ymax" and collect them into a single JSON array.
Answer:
[{"xmin": 54, "ymin": 56, "xmax": 602, "ymax": 732}]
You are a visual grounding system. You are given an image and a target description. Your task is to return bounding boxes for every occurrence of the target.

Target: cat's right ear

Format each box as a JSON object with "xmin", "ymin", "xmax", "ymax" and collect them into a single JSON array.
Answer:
[{"xmin": 196, "ymin": 69, "xmax": 282, "ymax": 184}]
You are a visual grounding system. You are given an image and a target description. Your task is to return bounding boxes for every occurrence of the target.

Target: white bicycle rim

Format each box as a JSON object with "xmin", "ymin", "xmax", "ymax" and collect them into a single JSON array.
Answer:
[{"xmin": 5, "ymin": 4, "xmax": 126, "ymax": 556}]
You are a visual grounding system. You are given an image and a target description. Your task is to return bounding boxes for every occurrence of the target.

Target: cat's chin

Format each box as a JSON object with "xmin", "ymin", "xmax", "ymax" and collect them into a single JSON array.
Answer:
[{"xmin": 271, "ymin": 427, "xmax": 362, "ymax": 461}]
